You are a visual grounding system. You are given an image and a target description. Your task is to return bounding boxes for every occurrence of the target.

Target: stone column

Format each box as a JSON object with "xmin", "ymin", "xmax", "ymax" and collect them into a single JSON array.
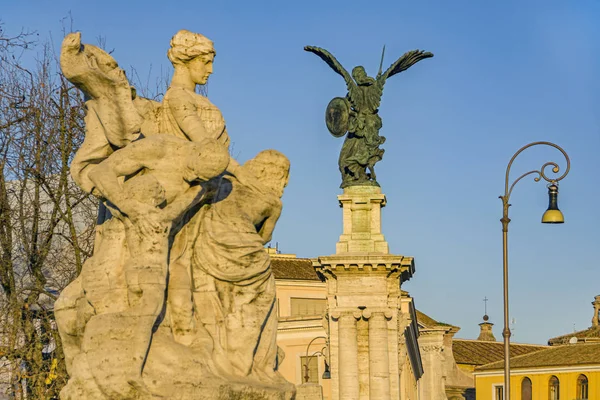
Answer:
[
  {"xmin": 338, "ymin": 313, "xmax": 359, "ymax": 400},
  {"xmin": 367, "ymin": 311, "xmax": 390, "ymax": 399},
  {"xmin": 418, "ymin": 340, "xmax": 446, "ymax": 400}
]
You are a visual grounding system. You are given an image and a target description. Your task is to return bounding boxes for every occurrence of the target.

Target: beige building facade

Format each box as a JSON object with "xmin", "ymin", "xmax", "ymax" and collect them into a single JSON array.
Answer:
[{"xmin": 272, "ymin": 251, "xmax": 423, "ymax": 400}]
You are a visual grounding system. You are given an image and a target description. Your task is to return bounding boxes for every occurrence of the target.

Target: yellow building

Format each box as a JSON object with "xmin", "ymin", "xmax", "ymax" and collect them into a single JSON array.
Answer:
[
  {"xmin": 473, "ymin": 295, "xmax": 600, "ymax": 400},
  {"xmin": 473, "ymin": 343, "xmax": 600, "ymax": 400}
]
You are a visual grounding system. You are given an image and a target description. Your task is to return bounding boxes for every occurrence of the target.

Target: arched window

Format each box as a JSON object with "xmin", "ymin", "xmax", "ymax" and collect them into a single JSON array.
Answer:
[
  {"xmin": 577, "ymin": 374, "xmax": 588, "ymax": 400},
  {"xmin": 521, "ymin": 377, "xmax": 532, "ymax": 400},
  {"xmin": 549, "ymin": 376, "xmax": 559, "ymax": 400}
]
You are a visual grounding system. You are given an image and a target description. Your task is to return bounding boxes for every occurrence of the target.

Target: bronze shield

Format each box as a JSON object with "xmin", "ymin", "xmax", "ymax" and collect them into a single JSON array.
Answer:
[{"xmin": 325, "ymin": 97, "xmax": 349, "ymax": 138}]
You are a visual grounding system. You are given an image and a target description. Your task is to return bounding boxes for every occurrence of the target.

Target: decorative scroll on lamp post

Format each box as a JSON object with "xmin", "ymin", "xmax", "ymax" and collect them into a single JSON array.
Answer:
[
  {"xmin": 499, "ymin": 141, "xmax": 570, "ymax": 399},
  {"xmin": 303, "ymin": 336, "xmax": 331, "ymax": 384}
]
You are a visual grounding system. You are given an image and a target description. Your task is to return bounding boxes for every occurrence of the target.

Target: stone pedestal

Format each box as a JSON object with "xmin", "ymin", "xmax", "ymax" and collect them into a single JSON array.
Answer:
[
  {"xmin": 295, "ymin": 383, "xmax": 324, "ymax": 400},
  {"xmin": 336, "ymin": 186, "xmax": 389, "ymax": 254},
  {"xmin": 314, "ymin": 186, "xmax": 415, "ymax": 400}
]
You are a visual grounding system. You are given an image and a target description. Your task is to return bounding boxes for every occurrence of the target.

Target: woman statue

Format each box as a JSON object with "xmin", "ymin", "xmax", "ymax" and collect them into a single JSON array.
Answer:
[
  {"xmin": 158, "ymin": 31, "xmax": 290, "ymax": 386},
  {"xmin": 154, "ymin": 30, "xmax": 235, "ymax": 348}
]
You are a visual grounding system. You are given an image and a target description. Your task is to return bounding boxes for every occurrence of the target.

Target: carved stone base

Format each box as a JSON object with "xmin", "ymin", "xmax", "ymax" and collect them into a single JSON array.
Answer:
[
  {"xmin": 59, "ymin": 316, "xmax": 295, "ymax": 400},
  {"xmin": 61, "ymin": 378, "xmax": 295, "ymax": 400},
  {"xmin": 295, "ymin": 383, "xmax": 324, "ymax": 400}
]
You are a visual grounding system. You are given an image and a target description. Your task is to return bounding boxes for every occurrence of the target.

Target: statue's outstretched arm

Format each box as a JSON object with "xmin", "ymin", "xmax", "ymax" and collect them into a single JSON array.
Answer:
[{"xmin": 88, "ymin": 139, "xmax": 163, "ymax": 218}]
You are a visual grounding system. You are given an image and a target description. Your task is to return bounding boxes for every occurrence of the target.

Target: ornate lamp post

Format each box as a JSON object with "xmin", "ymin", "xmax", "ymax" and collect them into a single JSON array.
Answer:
[
  {"xmin": 303, "ymin": 336, "xmax": 331, "ymax": 383},
  {"xmin": 499, "ymin": 141, "xmax": 570, "ymax": 399}
]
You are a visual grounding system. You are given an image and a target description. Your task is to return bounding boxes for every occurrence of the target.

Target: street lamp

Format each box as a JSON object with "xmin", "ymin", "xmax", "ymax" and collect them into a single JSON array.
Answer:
[
  {"xmin": 303, "ymin": 350, "xmax": 331, "ymax": 382},
  {"xmin": 303, "ymin": 336, "xmax": 330, "ymax": 383},
  {"xmin": 499, "ymin": 141, "xmax": 570, "ymax": 399}
]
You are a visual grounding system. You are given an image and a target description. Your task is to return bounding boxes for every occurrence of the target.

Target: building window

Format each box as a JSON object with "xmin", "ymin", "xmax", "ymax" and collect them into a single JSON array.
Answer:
[
  {"xmin": 549, "ymin": 375, "xmax": 559, "ymax": 400},
  {"xmin": 521, "ymin": 377, "xmax": 532, "ymax": 400},
  {"xmin": 290, "ymin": 298, "xmax": 326, "ymax": 317},
  {"xmin": 493, "ymin": 384, "xmax": 504, "ymax": 400},
  {"xmin": 300, "ymin": 356, "xmax": 319, "ymax": 384},
  {"xmin": 577, "ymin": 374, "xmax": 588, "ymax": 400}
]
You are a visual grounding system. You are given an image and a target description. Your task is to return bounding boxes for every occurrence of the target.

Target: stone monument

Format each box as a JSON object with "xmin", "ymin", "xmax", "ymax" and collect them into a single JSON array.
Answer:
[
  {"xmin": 54, "ymin": 30, "xmax": 295, "ymax": 399},
  {"xmin": 306, "ymin": 44, "xmax": 433, "ymax": 400},
  {"xmin": 304, "ymin": 46, "xmax": 432, "ymax": 188}
]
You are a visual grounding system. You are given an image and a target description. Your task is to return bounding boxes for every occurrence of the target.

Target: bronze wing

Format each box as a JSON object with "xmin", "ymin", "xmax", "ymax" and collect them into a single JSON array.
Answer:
[
  {"xmin": 379, "ymin": 49, "xmax": 433, "ymax": 83},
  {"xmin": 304, "ymin": 45, "xmax": 360, "ymax": 109}
]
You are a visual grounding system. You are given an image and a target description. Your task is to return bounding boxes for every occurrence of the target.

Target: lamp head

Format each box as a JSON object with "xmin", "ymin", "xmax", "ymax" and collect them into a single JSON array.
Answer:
[
  {"xmin": 322, "ymin": 360, "xmax": 331, "ymax": 380},
  {"xmin": 542, "ymin": 183, "xmax": 564, "ymax": 224}
]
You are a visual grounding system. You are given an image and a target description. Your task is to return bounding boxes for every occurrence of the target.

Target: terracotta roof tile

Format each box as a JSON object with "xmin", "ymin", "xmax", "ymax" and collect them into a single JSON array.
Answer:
[
  {"xmin": 271, "ymin": 257, "xmax": 320, "ymax": 281},
  {"xmin": 453, "ymin": 339, "xmax": 547, "ymax": 366},
  {"xmin": 415, "ymin": 310, "xmax": 455, "ymax": 329},
  {"xmin": 476, "ymin": 343, "xmax": 600, "ymax": 371}
]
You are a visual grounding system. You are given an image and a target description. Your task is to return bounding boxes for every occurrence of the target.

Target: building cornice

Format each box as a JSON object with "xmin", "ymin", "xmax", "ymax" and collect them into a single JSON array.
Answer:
[
  {"xmin": 275, "ymin": 280, "xmax": 325, "ymax": 287},
  {"xmin": 473, "ymin": 364, "xmax": 600, "ymax": 377}
]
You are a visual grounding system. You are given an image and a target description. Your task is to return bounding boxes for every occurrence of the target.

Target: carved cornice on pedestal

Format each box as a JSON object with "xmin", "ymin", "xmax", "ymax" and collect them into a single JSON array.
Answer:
[
  {"xmin": 419, "ymin": 344, "xmax": 444, "ymax": 353},
  {"xmin": 314, "ymin": 254, "xmax": 415, "ymax": 284}
]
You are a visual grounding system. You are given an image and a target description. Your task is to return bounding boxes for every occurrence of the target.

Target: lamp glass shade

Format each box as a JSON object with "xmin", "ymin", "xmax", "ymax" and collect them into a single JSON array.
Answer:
[
  {"xmin": 541, "ymin": 184, "xmax": 564, "ymax": 224},
  {"xmin": 322, "ymin": 361, "xmax": 331, "ymax": 379}
]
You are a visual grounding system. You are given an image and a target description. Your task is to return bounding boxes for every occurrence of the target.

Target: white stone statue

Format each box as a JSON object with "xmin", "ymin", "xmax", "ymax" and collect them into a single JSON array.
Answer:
[{"xmin": 54, "ymin": 30, "xmax": 295, "ymax": 400}]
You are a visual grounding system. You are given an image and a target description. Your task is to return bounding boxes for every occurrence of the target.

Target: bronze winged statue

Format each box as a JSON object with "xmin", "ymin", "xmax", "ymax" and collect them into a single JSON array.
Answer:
[{"xmin": 305, "ymin": 45, "xmax": 433, "ymax": 188}]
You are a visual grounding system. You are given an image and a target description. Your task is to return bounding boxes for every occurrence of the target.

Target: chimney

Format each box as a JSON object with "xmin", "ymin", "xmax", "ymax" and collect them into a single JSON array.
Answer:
[
  {"xmin": 592, "ymin": 295, "xmax": 600, "ymax": 328},
  {"xmin": 477, "ymin": 315, "xmax": 496, "ymax": 341}
]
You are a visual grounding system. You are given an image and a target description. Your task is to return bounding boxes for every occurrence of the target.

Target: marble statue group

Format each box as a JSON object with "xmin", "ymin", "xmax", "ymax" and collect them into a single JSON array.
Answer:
[{"xmin": 54, "ymin": 30, "xmax": 294, "ymax": 399}]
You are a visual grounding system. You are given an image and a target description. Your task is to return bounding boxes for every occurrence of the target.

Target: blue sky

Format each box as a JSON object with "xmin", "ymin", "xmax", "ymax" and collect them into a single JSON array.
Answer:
[{"xmin": 3, "ymin": 0, "xmax": 599, "ymax": 345}]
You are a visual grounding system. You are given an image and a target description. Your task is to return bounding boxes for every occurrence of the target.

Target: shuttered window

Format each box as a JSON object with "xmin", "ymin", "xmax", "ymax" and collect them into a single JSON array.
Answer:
[
  {"xmin": 577, "ymin": 374, "xmax": 588, "ymax": 400},
  {"xmin": 300, "ymin": 356, "xmax": 319, "ymax": 384},
  {"xmin": 290, "ymin": 298, "xmax": 326, "ymax": 317},
  {"xmin": 494, "ymin": 385, "xmax": 504, "ymax": 400}
]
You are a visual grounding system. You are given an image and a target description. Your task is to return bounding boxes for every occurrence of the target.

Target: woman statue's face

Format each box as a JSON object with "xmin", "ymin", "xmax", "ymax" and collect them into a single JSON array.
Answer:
[{"xmin": 187, "ymin": 53, "xmax": 214, "ymax": 85}]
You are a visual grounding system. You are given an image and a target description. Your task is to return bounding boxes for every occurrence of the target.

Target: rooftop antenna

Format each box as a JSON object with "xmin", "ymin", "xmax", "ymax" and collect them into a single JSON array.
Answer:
[{"xmin": 511, "ymin": 318, "xmax": 516, "ymax": 338}]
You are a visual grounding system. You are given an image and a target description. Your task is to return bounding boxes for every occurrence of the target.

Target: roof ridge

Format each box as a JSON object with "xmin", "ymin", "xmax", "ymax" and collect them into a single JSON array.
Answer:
[
  {"xmin": 453, "ymin": 338, "xmax": 546, "ymax": 347},
  {"xmin": 476, "ymin": 342, "xmax": 600, "ymax": 371},
  {"xmin": 549, "ymin": 326, "xmax": 600, "ymax": 339}
]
